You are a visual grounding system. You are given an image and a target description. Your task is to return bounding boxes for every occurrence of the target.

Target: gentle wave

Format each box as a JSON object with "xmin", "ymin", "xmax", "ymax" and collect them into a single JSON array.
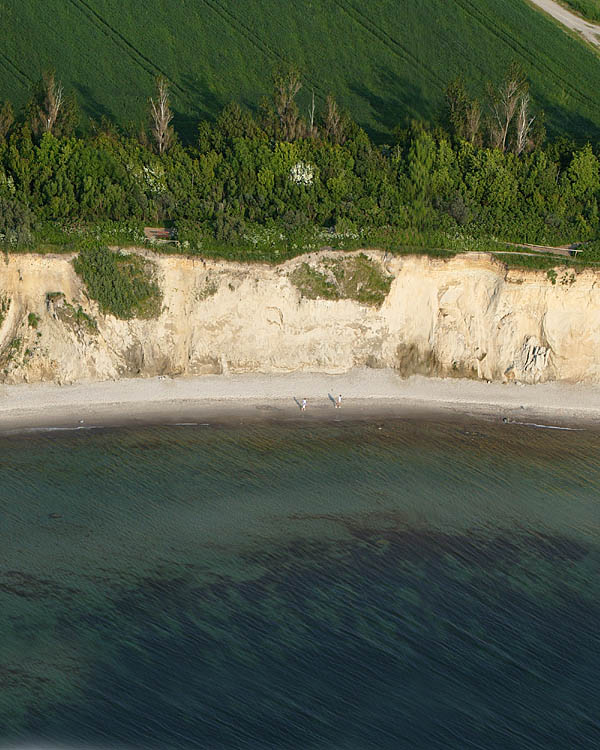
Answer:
[
  {"xmin": 510, "ymin": 421, "xmax": 583, "ymax": 431},
  {"xmin": 20, "ymin": 424, "xmax": 100, "ymax": 432}
]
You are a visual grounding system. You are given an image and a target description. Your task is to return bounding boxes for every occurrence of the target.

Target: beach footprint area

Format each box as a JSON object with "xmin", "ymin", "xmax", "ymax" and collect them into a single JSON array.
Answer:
[{"xmin": 1, "ymin": 419, "xmax": 599, "ymax": 748}]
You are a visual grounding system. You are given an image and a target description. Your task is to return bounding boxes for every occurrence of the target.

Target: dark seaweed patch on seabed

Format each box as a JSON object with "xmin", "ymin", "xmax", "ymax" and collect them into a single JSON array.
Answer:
[
  {"xmin": 282, "ymin": 511, "xmax": 592, "ymax": 566},
  {"xmin": 0, "ymin": 570, "xmax": 81, "ymax": 600},
  {"xmin": 17, "ymin": 525, "xmax": 600, "ymax": 749},
  {"xmin": 2, "ymin": 419, "xmax": 599, "ymax": 747}
]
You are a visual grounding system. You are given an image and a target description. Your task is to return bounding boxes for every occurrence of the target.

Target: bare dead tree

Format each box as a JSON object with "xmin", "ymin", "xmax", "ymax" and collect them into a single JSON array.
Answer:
[
  {"xmin": 35, "ymin": 70, "xmax": 64, "ymax": 136},
  {"xmin": 273, "ymin": 68, "xmax": 305, "ymax": 140},
  {"xmin": 307, "ymin": 89, "xmax": 318, "ymax": 138},
  {"xmin": 324, "ymin": 95, "xmax": 340, "ymax": 140},
  {"xmin": 514, "ymin": 92, "xmax": 535, "ymax": 155},
  {"xmin": 487, "ymin": 65, "xmax": 526, "ymax": 152},
  {"xmin": 149, "ymin": 76, "xmax": 174, "ymax": 155},
  {"xmin": 323, "ymin": 94, "xmax": 346, "ymax": 144}
]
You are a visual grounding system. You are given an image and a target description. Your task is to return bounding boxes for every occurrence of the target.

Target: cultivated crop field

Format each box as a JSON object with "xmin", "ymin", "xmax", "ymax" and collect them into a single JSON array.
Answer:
[{"xmin": 1, "ymin": 0, "xmax": 600, "ymax": 141}]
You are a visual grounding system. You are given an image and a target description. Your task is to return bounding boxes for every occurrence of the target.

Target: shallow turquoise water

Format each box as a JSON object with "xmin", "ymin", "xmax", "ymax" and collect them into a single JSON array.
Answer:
[{"xmin": 1, "ymin": 417, "xmax": 599, "ymax": 748}]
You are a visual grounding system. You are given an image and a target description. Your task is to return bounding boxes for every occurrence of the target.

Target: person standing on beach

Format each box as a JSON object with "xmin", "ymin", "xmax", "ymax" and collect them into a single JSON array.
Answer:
[
  {"xmin": 301, "ymin": 398, "xmax": 307, "ymax": 411},
  {"xmin": 336, "ymin": 394, "xmax": 342, "ymax": 409}
]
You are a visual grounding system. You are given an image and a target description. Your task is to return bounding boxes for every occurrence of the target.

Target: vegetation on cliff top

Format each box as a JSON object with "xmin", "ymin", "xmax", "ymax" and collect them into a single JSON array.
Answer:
[{"xmin": 2, "ymin": 57, "xmax": 600, "ymax": 274}]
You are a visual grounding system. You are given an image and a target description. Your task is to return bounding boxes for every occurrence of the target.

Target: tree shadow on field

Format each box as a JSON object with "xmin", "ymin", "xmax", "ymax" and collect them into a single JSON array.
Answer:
[
  {"xmin": 349, "ymin": 67, "xmax": 433, "ymax": 143},
  {"xmin": 74, "ymin": 83, "xmax": 117, "ymax": 129},
  {"xmin": 180, "ymin": 73, "xmax": 222, "ymax": 111},
  {"xmin": 171, "ymin": 109, "xmax": 202, "ymax": 146},
  {"xmin": 531, "ymin": 89, "xmax": 600, "ymax": 145},
  {"xmin": 174, "ymin": 72, "xmax": 225, "ymax": 143}
]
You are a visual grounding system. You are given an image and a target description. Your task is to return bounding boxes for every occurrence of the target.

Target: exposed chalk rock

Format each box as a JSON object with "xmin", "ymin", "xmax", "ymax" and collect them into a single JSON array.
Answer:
[{"xmin": 0, "ymin": 249, "xmax": 598, "ymax": 385}]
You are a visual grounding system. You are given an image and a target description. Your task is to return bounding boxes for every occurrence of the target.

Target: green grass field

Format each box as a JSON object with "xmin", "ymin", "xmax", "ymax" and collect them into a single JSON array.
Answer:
[{"xmin": 1, "ymin": 0, "xmax": 600, "ymax": 142}]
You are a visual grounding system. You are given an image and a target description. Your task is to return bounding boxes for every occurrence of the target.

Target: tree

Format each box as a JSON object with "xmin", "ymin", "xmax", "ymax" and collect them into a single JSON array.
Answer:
[
  {"xmin": 90, "ymin": 115, "xmax": 120, "ymax": 142},
  {"xmin": 0, "ymin": 101, "xmax": 14, "ymax": 141},
  {"xmin": 149, "ymin": 76, "xmax": 174, "ymax": 155},
  {"xmin": 28, "ymin": 71, "xmax": 78, "ymax": 138},
  {"xmin": 565, "ymin": 144, "xmax": 600, "ymax": 200},
  {"xmin": 33, "ymin": 70, "xmax": 64, "ymax": 136},
  {"xmin": 216, "ymin": 101, "xmax": 263, "ymax": 141},
  {"xmin": 307, "ymin": 89, "xmax": 318, "ymax": 138},
  {"xmin": 272, "ymin": 67, "xmax": 305, "ymax": 141},
  {"xmin": 323, "ymin": 95, "xmax": 346, "ymax": 145},
  {"xmin": 487, "ymin": 64, "xmax": 527, "ymax": 152},
  {"xmin": 445, "ymin": 78, "xmax": 481, "ymax": 146},
  {"xmin": 514, "ymin": 92, "xmax": 535, "ymax": 155},
  {"xmin": 464, "ymin": 98, "xmax": 482, "ymax": 146},
  {"xmin": 445, "ymin": 77, "xmax": 469, "ymax": 139}
]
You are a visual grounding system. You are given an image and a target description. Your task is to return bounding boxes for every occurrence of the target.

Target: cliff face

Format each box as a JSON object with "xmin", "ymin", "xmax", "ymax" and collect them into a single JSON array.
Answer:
[{"xmin": 0, "ymin": 249, "xmax": 598, "ymax": 385}]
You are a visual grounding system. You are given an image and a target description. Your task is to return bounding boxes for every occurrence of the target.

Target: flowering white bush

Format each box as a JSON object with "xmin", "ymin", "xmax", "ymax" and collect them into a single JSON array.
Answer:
[
  {"xmin": 0, "ymin": 232, "xmax": 18, "ymax": 245},
  {"xmin": 142, "ymin": 165, "xmax": 167, "ymax": 195},
  {"xmin": 289, "ymin": 161, "xmax": 315, "ymax": 186},
  {"xmin": 0, "ymin": 172, "xmax": 15, "ymax": 194},
  {"xmin": 126, "ymin": 162, "xmax": 167, "ymax": 196},
  {"xmin": 242, "ymin": 226, "xmax": 286, "ymax": 247}
]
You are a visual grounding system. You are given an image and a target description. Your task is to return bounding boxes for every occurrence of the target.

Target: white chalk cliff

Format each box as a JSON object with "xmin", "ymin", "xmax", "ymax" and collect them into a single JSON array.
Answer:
[{"xmin": 0, "ymin": 249, "xmax": 598, "ymax": 384}]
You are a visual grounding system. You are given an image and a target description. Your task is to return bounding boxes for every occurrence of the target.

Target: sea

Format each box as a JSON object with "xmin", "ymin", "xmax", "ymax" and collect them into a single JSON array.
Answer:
[{"xmin": 0, "ymin": 415, "xmax": 599, "ymax": 749}]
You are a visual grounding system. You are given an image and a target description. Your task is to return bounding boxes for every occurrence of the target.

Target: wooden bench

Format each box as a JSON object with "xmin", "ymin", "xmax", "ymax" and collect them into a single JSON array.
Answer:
[{"xmin": 144, "ymin": 227, "xmax": 176, "ymax": 242}]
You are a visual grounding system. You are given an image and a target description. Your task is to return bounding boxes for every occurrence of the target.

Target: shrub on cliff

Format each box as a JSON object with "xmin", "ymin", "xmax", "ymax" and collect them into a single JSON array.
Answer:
[
  {"xmin": 73, "ymin": 244, "xmax": 161, "ymax": 319},
  {"xmin": 290, "ymin": 254, "xmax": 392, "ymax": 306}
]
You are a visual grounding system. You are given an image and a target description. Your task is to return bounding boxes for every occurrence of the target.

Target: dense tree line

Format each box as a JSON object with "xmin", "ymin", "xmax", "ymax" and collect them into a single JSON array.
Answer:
[{"xmin": 0, "ymin": 68, "xmax": 599, "ymax": 253}]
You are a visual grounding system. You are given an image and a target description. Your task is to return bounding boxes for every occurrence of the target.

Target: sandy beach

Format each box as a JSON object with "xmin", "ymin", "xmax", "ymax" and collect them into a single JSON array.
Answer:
[{"xmin": 1, "ymin": 369, "xmax": 600, "ymax": 432}]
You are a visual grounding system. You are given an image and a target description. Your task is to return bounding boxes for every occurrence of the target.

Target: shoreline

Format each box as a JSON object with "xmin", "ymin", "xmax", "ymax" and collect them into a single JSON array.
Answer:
[{"xmin": 1, "ymin": 369, "xmax": 600, "ymax": 433}]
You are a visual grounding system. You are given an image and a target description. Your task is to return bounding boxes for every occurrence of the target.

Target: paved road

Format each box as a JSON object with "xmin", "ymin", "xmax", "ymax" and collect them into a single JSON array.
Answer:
[{"xmin": 529, "ymin": 0, "xmax": 600, "ymax": 46}]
